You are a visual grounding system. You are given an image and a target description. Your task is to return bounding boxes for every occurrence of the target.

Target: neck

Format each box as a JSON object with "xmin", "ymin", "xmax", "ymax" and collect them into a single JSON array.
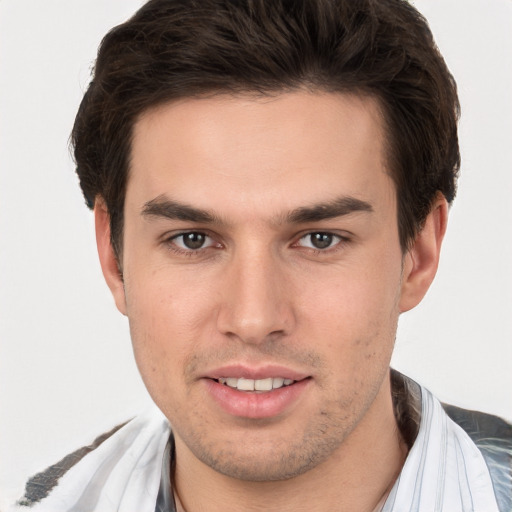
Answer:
[{"xmin": 173, "ymin": 372, "xmax": 407, "ymax": 512}]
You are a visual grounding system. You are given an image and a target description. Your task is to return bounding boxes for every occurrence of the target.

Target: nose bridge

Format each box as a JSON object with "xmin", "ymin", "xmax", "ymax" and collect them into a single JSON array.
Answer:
[{"xmin": 217, "ymin": 240, "xmax": 291, "ymax": 343}]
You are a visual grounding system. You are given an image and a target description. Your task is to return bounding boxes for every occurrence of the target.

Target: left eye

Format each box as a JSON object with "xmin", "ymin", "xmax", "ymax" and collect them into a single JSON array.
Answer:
[
  {"xmin": 297, "ymin": 232, "xmax": 342, "ymax": 250},
  {"xmin": 171, "ymin": 232, "xmax": 215, "ymax": 250}
]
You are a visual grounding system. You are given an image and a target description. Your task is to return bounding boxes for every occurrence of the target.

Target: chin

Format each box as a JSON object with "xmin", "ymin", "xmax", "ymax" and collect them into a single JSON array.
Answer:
[{"xmin": 178, "ymin": 415, "xmax": 356, "ymax": 483}]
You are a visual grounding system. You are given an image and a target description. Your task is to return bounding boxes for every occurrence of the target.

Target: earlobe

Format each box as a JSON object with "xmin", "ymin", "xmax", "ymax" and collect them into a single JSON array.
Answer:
[
  {"xmin": 94, "ymin": 198, "xmax": 127, "ymax": 316},
  {"xmin": 399, "ymin": 194, "xmax": 449, "ymax": 313}
]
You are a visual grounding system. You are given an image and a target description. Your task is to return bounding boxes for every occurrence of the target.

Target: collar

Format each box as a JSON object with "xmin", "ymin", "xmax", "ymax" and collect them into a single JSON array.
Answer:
[{"xmin": 157, "ymin": 371, "xmax": 499, "ymax": 512}]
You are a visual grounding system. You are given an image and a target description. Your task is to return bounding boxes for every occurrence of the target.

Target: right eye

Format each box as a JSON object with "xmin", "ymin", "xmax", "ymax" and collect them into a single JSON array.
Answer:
[{"xmin": 170, "ymin": 232, "xmax": 216, "ymax": 251}]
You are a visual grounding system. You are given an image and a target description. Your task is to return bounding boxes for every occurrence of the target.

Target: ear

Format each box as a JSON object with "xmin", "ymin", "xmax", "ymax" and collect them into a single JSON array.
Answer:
[
  {"xmin": 94, "ymin": 197, "xmax": 127, "ymax": 316},
  {"xmin": 399, "ymin": 194, "xmax": 449, "ymax": 313}
]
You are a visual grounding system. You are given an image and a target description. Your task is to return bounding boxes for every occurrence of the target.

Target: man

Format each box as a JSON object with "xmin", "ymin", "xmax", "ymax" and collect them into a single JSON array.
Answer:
[{"xmin": 13, "ymin": 0, "xmax": 511, "ymax": 511}]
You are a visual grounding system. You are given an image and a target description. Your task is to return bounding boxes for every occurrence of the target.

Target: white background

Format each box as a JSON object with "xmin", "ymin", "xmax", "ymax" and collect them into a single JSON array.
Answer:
[{"xmin": 1, "ymin": 0, "xmax": 511, "ymax": 507}]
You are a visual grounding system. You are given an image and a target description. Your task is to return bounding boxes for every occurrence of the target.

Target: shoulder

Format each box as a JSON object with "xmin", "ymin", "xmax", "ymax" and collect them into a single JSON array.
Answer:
[
  {"xmin": 442, "ymin": 403, "xmax": 512, "ymax": 512},
  {"xmin": 14, "ymin": 406, "xmax": 170, "ymax": 511},
  {"xmin": 391, "ymin": 369, "xmax": 512, "ymax": 511},
  {"xmin": 442, "ymin": 403, "xmax": 512, "ymax": 448},
  {"xmin": 16, "ymin": 422, "xmax": 128, "ymax": 508}
]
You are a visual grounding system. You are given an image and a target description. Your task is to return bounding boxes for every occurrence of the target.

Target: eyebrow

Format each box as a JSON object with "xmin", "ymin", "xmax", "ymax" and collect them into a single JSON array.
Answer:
[
  {"xmin": 142, "ymin": 195, "xmax": 218, "ymax": 223},
  {"xmin": 141, "ymin": 194, "xmax": 373, "ymax": 225},
  {"xmin": 286, "ymin": 196, "xmax": 373, "ymax": 223}
]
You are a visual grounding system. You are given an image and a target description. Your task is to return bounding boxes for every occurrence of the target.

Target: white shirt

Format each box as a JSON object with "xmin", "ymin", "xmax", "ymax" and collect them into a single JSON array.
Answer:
[{"xmin": 13, "ymin": 375, "xmax": 504, "ymax": 512}]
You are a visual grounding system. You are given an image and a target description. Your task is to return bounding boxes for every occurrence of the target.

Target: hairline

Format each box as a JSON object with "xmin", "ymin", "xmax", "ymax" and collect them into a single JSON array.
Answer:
[{"xmin": 107, "ymin": 87, "xmax": 409, "ymax": 263}]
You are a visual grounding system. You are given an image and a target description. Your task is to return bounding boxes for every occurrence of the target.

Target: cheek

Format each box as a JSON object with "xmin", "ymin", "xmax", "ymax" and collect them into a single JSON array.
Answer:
[
  {"xmin": 296, "ymin": 254, "xmax": 402, "ymax": 359},
  {"xmin": 126, "ymin": 262, "xmax": 217, "ymax": 333},
  {"xmin": 123, "ymin": 267, "xmax": 218, "ymax": 398}
]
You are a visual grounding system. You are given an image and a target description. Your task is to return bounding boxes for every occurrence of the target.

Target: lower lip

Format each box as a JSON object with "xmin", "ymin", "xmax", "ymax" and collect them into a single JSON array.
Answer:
[{"xmin": 204, "ymin": 378, "xmax": 311, "ymax": 419}]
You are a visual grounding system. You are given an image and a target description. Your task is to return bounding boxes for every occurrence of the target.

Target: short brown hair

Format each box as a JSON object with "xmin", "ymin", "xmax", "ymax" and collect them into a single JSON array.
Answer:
[{"xmin": 72, "ymin": 0, "xmax": 460, "ymax": 257}]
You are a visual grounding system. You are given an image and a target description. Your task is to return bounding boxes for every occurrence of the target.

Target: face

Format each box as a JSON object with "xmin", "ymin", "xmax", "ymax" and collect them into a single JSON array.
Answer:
[{"xmin": 98, "ymin": 92, "xmax": 437, "ymax": 482}]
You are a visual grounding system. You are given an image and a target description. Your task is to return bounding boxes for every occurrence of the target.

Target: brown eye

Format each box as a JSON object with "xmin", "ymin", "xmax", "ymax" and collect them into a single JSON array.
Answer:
[
  {"xmin": 310, "ymin": 233, "xmax": 333, "ymax": 249},
  {"xmin": 297, "ymin": 232, "xmax": 342, "ymax": 250},
  {"xmin": 182, "ymin": 233, "xmax": 206, "ymax": 249},
  {"xmin": 172, "ymin": 232, "xmax": 214, "ymax": 251}
]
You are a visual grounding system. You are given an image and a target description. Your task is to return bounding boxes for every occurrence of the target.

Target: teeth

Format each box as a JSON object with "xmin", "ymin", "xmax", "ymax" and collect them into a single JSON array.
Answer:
[
  {"xmin": 218, "ymin": 377, "xmax": 296, "ymax": 391},
  {"xmin": 272, "ymin": 377, "xmax": 284, "ymax": 388},
  {"xmin": 254, "ymin": 378, "xmax": 273, "ymax": 391},
  {"xmin": 237, "ymin": 378, "xmax": 255, "ymax": 391}
]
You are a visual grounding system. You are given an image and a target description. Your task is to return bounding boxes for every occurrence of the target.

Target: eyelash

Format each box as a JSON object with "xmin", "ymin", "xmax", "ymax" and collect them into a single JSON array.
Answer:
[
  {"xmin": 164, "ymin": 231, "xmax": 220, "ymax": 257},
  {"xmin": 294, "ymin": 232, "xmax": 348, "ymax": 253},
  {"xmin": 162, "ymin": 231, "xmax": 350, "ymax": 256}
]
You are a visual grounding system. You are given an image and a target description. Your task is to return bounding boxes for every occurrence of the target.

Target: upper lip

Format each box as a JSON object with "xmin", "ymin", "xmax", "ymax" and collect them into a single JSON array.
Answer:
[{"xmin": 204, "ymin": 364, "xmax": 311, "ymax": 381}]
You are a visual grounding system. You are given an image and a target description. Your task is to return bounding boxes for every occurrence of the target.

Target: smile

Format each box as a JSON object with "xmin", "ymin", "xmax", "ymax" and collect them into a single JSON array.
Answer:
[
  {"xmin": 217, "ymin": 377, "xmax": 295, "ymax": 392},
  {"xmin": 206, "ymin": 376, "xmax": 311, "ymax": 418}
]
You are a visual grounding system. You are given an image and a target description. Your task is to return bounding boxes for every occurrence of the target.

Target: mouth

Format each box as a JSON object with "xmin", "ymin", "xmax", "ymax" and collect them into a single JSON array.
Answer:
[
  {"xmin": 215, "ymin": 377, "xmax": 297, "ymax": 392},
  {"xmin": 203, "ymin": 365, "xmax": 312, "ymax": 418},
  {"xmin": 205, "ymin": 375, "xmax": 311, "ymax": 418}
]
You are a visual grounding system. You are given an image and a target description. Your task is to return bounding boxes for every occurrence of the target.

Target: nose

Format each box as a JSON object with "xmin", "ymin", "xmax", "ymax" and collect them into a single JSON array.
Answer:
[{"xmin": 216, "ymin": 246, "xmax": 294, "ymax": 345}]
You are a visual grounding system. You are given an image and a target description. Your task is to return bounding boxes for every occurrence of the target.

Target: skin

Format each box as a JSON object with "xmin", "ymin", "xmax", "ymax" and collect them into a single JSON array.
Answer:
[{"xmin": 96, "ymin": 92, "xmax": 447, "ymax": 511}]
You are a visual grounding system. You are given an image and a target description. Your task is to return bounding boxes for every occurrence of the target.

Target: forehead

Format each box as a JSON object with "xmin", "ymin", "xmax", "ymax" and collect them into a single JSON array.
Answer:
[{"xmin": 128, "ymin": 92, "xmax": 393, "ymax": 219}]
